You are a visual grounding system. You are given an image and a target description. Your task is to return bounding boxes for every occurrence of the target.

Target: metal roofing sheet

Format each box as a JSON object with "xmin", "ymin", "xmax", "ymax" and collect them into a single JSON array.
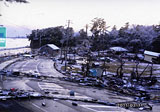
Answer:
[{"xmin": 47, "ymin": 44, "xmax": 59, "ymax": 50}]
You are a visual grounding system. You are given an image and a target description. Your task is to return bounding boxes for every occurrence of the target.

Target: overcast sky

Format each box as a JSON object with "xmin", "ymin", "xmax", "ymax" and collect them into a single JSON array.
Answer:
[{"xmin": 0, "ymin": 0, "xmax": 160, "ymax": 36}]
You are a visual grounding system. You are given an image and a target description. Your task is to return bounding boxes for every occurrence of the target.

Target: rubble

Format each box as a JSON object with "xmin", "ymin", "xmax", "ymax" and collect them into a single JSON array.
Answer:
[
  {"xmin": 0, "ymin": 70, "xmax": 61, "ymax": 79},
  {"xmin": 60, "ymin": 75, "xmax": 160, "ymax": 104},
  {"xmin": 55, "ymin": 54, "xmax": 160, "ymax": 105},
  {"xmin": 0, "ymin": 87, "xmax": 153, "ymax": 111},
  {"xmin": 0, "ymin": 55, "xmax": 159, "ymax": 112},
  {"xmin": 1, "ymin": 68, "xmax": 160, "ymax": 104},
  {"xmin": 0, "ymin": 89, "xmax": 43, "ymax": 100}
]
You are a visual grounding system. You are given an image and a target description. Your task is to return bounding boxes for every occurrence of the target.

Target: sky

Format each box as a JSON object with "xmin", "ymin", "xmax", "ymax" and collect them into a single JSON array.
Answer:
[{"xmin": 0, "ymin": 0, "xmax": 160, "ymax": 36}]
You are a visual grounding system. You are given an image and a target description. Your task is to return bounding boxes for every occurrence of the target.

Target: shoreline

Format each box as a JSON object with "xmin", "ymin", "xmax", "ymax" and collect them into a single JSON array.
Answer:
[
  {"xmin": 0, "ymin": 47, "xmax": 31, "ymax": 58},
  {"xmin": 0, "ymin": 46, "xmax": 30, "ymax": 51}
]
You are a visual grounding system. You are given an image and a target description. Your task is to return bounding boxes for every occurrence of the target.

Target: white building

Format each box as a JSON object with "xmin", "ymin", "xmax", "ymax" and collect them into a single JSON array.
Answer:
[
  {"xmin": 109, "ymin": 47, "xmax": 128, "ymax": 54},
  {"xmin": 144, "ymin": 50, "xmax": 160, "ymax": 63}
]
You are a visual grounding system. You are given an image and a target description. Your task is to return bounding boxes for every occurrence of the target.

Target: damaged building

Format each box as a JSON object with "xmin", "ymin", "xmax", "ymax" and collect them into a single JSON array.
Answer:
[
  {"xmin": 39, "ymin": 44, "xmax": 60, "ymax": 57},
  {"xmin": 144, "ymin": 50, "xmax": 160, "ymax": 64}
]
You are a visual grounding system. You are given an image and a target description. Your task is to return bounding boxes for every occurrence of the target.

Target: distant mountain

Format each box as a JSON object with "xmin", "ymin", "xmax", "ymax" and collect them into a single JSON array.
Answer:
[{"xmin": 3, "ymin": 25, "xmax": 32, "ymax": 37}]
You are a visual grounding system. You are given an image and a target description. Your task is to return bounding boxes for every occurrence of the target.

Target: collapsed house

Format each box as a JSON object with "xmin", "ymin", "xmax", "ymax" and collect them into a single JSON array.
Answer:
[
  {"xmin": 144, "ymin": 50, "xmax": 160, "ymax": 64},
  {"xmin": 39, "ymin": 44, "xmax": 60, "ymax": 57},
  {"xmin": 109, "ymin": 47, "xmax": 128, "ymax": 54}
]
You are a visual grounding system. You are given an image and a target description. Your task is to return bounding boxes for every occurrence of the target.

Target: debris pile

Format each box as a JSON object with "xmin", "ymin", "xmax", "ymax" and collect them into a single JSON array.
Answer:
[
  {"xmin": 0, "ymin": 70, "xmax": 59, "ymax": 79},
  {"xmin": 0, "ymin": 89, "xmax": 42, "ymax": 100},
  {"xmin": 60, "ymin": 75, "xmax": 160, "ymax": 103},
  {"xmin": 56, "ymin": 54, "xmax": 160, "ymax": 105}
]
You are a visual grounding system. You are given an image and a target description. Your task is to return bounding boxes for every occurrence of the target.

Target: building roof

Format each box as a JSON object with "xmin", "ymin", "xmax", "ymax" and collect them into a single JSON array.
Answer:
[
  {"xmin": 144, "ymin": 50, "xmax": 160, "ymax": 57},
  {"xmin": 46, "ymin": 44, "xmax": 60, "ymax": 50},
  {"xmin": 109, "ymin": 47, "xmax": 128, "ymax": 52}
]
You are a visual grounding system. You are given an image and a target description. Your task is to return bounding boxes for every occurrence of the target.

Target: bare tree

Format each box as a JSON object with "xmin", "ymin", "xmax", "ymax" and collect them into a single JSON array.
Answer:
[
  {"xmin": 136, "ymin": 63, "xmax": 149, "ymax": 81},
  {"xmin": 116, "ymin": 60, "xmax": 125, "ymax": 78}
]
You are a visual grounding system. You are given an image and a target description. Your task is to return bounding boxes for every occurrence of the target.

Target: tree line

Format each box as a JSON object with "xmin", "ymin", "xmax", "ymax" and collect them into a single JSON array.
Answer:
[{"xmin": 27, "ymin": 18, "xmax": 160, "ymax": 53}]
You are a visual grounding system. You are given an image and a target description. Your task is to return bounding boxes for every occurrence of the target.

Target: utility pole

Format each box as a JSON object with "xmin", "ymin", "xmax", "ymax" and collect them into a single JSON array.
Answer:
[
  {"xmin": 67, "ymin": 20, "xmax": 71, "ymax": 29},
  {"xmin": 85, "ymin": 24, "xmax": 88, "ymax": 37},
  {"xmin": 65, "ymin": 20, "xmax": 72, "ymax": 71}
]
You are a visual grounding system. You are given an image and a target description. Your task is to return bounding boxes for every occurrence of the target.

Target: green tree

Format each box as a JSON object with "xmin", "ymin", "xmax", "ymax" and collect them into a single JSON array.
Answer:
[
  {"xmin": 119, "ymin": 22, "xmax": 130, "ymax": 39},
  {"xmin": 90, "ymin": 17, "xmax": 107, "ymax": 38},
  {"xmin": 151, "ymin": 35, "xmax": 160, "ymax": 53},
  {"xmin": 79, "ymin": 29, "xmax": 87, "ymax": 39},
  {"xmin": 90, "ymin": 17, "xmax": 108, "ymax": 51},
  {"xmin": 128, "ymin": 39, "xmax": 142, "ymax": 53},
  {"xmin": 27, "ymin": 26, "xmax": 67, "ymax": 48},
  {"xmin": 111, "ymin": 37, "xmax": 128, "ymax": 47}
]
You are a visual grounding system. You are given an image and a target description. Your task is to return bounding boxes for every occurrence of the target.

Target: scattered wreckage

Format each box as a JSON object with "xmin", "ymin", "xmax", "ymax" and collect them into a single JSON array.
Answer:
[
  {"xmin": 56, "ymin": 53, "xmax": 160, "ymax": 105},
  {"xmin": 0, "ymin": 58, "xmax": 159, "ymax": 111},
  {"xmin": 0, "ymin": 70, "xmax": 154, "ymax": 111},
  {"xmin": 60, "ymin": 75, "xmax": 160, "ymax": 103},
  {"xmin": 1, "ymin": 88, "xmax": 152, "ymax": 110},
  {"xmin": 1, "ymin": 67, "xmax": 160, "ymax": 104},
  {"xmin": 0, "ymin": 89, "xmax": 42, "ymax": 100},
  {"xmin": 0, "ymin": 70, "xmax": 50, "ymax": 79}
]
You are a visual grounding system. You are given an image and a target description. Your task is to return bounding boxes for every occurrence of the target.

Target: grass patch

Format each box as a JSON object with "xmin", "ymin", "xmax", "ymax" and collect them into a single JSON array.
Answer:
[{"xmin": 105, "ymin": 62, "xmax": 160, "ymax": 76}]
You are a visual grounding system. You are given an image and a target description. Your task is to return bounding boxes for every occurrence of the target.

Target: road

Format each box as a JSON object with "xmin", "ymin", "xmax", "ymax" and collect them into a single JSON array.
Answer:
[{"xmin": 2, "ymin": 56, "xmax": 135, "ymax": 112}]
